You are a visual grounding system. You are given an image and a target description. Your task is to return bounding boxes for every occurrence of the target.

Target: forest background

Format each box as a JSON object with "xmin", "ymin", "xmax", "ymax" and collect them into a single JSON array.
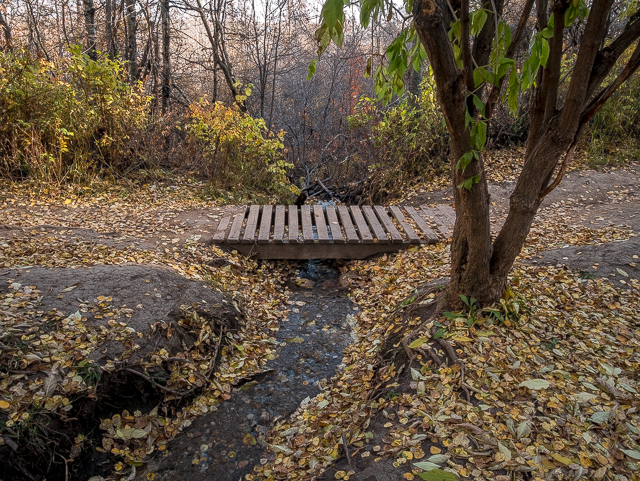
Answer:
[{"xmin": 2, "ymin": 0, "xmax": 638, "ymax": 203}]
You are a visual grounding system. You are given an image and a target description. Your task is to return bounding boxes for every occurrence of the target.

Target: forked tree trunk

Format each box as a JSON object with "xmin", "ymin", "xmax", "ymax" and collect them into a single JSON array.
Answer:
[{"xmin": 412, "ymin": 0, "xmax": 634, "ymax": 309}]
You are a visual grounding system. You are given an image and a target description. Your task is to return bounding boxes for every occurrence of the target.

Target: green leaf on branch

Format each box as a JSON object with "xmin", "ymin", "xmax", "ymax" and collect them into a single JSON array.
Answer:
[
  {"xmin": 307, "ymin": 59, "xmax": 317, "ymax": 80},
  {"xmin": 315, "ymin": 0, "xmax": 347, "ymax": 55},
  {"xmin": 471, "ymin": 120, "xmax": 487, "ymax": 150},
  {"xmin": 472, "ymin": 95, "xmax": 485, "ymax": 117},
  {"xmin": 507, "ymin": 69, "xmax": 519, "ymax": 114},
  {"xmin": 541, "ymin": 14, "xmax": 555, "ymax": 38},
  {"xmin": 364, "ymin": 57, "xmax": 372, "ymax": 78},
  {"xmin": 470, "ymin": 9, "xmax": 488, "ymax": 36},
  {"xmin": 360, "ymin": 0, "xmax": 383, "ymax": 28},
  {"xmin": 496, "ymin": 57, "xmax": 515, "ymax": 81},
  {"xmin": 456, "ymin": 150, "xmax": 478, "ymax": 173},
  {"xmin": 448, "ymin": 19, "xmax": 461, "ymax": 42},
  {"xmin": 457, "ymin": 175, "xmax": 480, "ymax": 190},
  {"xmin": 473, "ymin": 67, "xmax": 496, "ymax": 88},
  {"xmin": 565, "ymin": 1, "xmax": 589, "ymax": 27},
  {"xmin": 539, "ymin": 38, "xmax": 550, "ymax": 67}
]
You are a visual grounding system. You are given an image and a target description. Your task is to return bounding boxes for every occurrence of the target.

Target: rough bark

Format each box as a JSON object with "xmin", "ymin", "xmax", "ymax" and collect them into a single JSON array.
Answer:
[
  {"xmin": 413, "ymin": 0, "xmax": 494, "ymax": 306},
  {"xmin": 0, "ymin": 8, "xmax": 11, "ymax": 51},
  {"xmin": 125, "ymin": 0, "xmax": 138, "ymax": 82},
  {"xmin": 413, "ymin": 0, "xmax": 639, "ymax": 309},
  {"xmin": 82, "ymin": 0, "xmax": 97, "ymax": 60}
]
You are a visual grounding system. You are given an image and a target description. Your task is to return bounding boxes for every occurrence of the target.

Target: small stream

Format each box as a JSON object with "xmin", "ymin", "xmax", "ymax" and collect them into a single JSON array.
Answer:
[{"xmin": 143, "ymin": 261, "xmax": 356, "ymax": 481}]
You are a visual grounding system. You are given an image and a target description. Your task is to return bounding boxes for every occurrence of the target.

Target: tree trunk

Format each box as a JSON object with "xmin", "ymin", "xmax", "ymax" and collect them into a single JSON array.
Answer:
[
  {"xmin": 413, "ymin": 3, "xmax": 494, "ymax": 308},
  {"xmin": 105, "ymin": 0, "xmax": 115, "ymax": 56},
  {"xmin": 125, "ymin": 0, "xmax": 138, "ymax": 82},
  {"xmin": 161, "ymin": 0, "xmax": 171, "ymax": 114},
  {"xmin": 406, "ymin": 53, "xmax": 422, "ymax": 107},
  {"xmin": 82, "ymin": 0, "xmax": 97, "ymax": 60},
  {"xmin": 411, "ymin": 0, "xmax": 620, "ymax": 309},
  {"xmin": 0, "ymin": 8, "xmax": 12, "ymax": 51}
]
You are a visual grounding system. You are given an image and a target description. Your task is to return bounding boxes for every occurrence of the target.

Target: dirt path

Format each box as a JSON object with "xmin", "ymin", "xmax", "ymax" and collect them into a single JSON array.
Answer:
[{"xmin": 408, "ymin": 163, "xmax": 640, "ymax": 286}]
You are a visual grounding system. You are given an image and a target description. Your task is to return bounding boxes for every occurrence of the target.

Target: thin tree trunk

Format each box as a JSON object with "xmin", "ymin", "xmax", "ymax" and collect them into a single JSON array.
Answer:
[
  {"xmin": 105, "ymin": 0, "xmax": 116, "ymax": 56},
  {"xmin": 0, "ymin": 8, "xmax": 11, "ymax": 51},
  {"xmin": 161, "ymin": 0, "xmax": 171, "ymax": 114},
  {"xmin": 26, "ymin": 0, "xmax": 50, "ymax": 60},
  {"xmin": 82, "ymin": 0, "xmax": 97, "ymax": 59},
  {"xmin": 187, "ymin": 0, "xmax": 247, "ymax": 112},
  {"xmin": 125, "ymin": 0, "xmax": 138, "ymax": 82}
]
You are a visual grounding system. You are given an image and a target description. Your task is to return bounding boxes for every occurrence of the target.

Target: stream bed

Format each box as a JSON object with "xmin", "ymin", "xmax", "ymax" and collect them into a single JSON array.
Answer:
[{"xmin": 142, "ymin": 261, "xmax": 356, "ymax": 481}]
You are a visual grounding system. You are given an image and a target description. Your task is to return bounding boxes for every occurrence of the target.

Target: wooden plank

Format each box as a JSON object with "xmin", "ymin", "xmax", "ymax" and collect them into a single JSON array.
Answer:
[
  {"xmin": 404, "ymin": 206, "xmax": 439, "ymax": 243},
  {"xmin": 301, "ymin": 205, "xmax": 314, "ymax": 243},
  {"xmin": 350, "ymin": 206, "xmax": 374, "ymax": 244},
  {"xmin": 273, "ymin": 205, "xmax": 286, "ymax": 244},
  {"xmin": 421, "ymin": 205, "xmax": 451, "ymax": 238},
  {"xmin": 374, "ymin": 206, "xmax": 404, "ymax": 244},
  {"xmin": 229, "ymin": 242, "xmax": 408, "ymax": 260},
  {"xmin": 242, "ymin": 205, "xmax": 260, "ymax": 244},
  {"xmin": 325, "ymin": 206, "xmax": 344, "ymax": 243},
  {"xmin": 362, "ymin": 205, "xmax": 390, "ymax": 244},
  {"xmin": 389, "ymin": 206, "xmax": 421, "ymax": 244},
  {"xmin": 287, "ymin": 205, "xmax": 299, "ymax": 243},
  {"xmin": 313, "ymin": 205, "xmax": 330, "ymax": 244},
  {"xmin": 211, "ymin": 216, "xmax": 231, "ymax": 244},
  {"xmin": 337, "ymin": 206, "xmax": 359, "ymax": 244},
  {"xmin": 435, "ymin": 204, "xmax": 456, "ymax": 227},
  {"xmin": 258, "ymin": 205, "xmax": 273, "ymax": 244},
  {"xmin": 227, "ymin": 206, "xmax": 247, "ymax": 244}
]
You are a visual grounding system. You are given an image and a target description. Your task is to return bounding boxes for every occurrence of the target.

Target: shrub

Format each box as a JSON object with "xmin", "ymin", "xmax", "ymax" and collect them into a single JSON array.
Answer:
[
  {"xmin": 0, "ymin": 46, "xmax": 150, "ymax": 182},
  {"xmin": 586, "ymin": 70, "xmax": 640, "ymax": 165},
  {"xmin": 345, "ymin": 73, "xmax": 449, "ymax": 202},
  {"xmin": 185, "ymin": 101, "xmax": 298, "ymax": 203}
]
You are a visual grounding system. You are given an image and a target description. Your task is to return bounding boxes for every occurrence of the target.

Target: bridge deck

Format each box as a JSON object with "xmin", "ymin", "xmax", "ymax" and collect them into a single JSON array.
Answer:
[{"xmin": 212, "ymin": 204, "xmax": 455, "ymax": 259}]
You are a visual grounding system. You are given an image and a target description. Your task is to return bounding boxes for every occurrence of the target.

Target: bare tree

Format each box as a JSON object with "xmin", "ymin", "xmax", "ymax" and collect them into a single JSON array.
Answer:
[{"xmin": 183, "ymin": 0, "xmax": 247, "ymax": 111}]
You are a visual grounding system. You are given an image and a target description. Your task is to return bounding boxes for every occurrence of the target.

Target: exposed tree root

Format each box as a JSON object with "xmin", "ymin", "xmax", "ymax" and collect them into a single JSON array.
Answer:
[{"xmin": 378, "ymin": 278, "xmax": 471, "ymax": 402}]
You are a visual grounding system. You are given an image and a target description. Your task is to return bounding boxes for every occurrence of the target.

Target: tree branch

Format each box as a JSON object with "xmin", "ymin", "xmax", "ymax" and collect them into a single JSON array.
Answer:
[
  {"xmin": 541, "ymin": 2, "xmax": 568, "ymax": 125},
  {"xmin": 460, "ymin": 0, "xmax": 476, "ymax": 93},
  {"xmin": 471, "ymin": 0, "xmax": 504, "ymax": 70},
  {"xmin": 586, "ymin": 12, "xmax": 640, "ymax": 100},
  {"xmin": 485, "ymin": 0, "xmax": 534, "ymax": 120},
  {"xmin": 582, "ymin": 39, "xmax": 640, "ymax": 124},
  {"xmin": 538, "ymin": 134, "xmax": 579, "ymax": 200},
  {"xmin": 559, "ymin": 0, "xmax": 615, "ymax": 132}
]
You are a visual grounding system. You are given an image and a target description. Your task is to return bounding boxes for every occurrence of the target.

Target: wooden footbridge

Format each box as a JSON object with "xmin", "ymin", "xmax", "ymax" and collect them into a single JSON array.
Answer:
[{"xmin": 211, "ymin": 204, "xmax": 455, "ymax": 259}]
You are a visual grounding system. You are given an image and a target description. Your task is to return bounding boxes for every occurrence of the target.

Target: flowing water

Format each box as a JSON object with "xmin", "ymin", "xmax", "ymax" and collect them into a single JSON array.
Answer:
[{"xmin": 142, "ymin": 261, "xmax": 356, "ymax": 481}]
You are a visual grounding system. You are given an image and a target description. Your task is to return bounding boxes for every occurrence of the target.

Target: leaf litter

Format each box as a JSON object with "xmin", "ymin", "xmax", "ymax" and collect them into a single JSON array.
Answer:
[
  {"xmin": 1, "ymin": 165, "xmax": 639, "ymax": 481},
  {"xmin": 247, "ymin": 161, "xmax": 639, "ymax": 481},
  {"xmin": 0, "ymin": 179, "xmax": 293, "ymax": 478}
]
